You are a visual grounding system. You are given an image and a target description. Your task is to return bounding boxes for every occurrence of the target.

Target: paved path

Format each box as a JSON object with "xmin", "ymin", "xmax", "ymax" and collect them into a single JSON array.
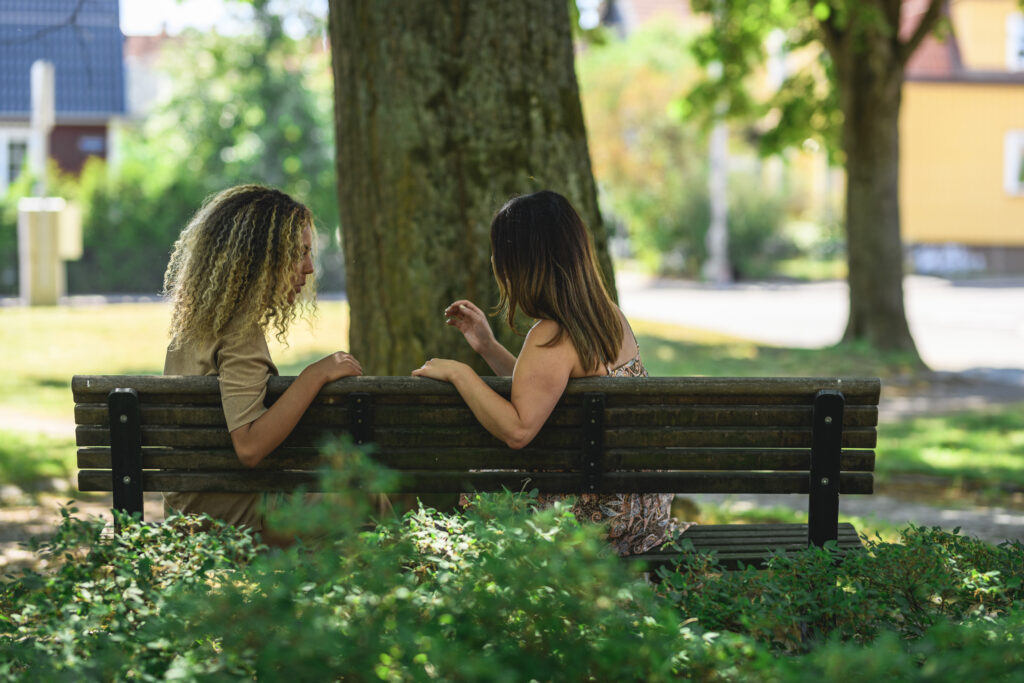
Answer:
[{"xmin": 617, "ymin": 272, "xmax": 1024, "ymax": 374}]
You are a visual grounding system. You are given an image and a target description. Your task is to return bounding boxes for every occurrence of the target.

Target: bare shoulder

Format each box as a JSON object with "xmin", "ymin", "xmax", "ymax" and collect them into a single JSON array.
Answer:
[
  {"xmin": 525, "ymin": 319, "xmax": 566, "ymax": 348},
  {"xmin": 521, "ymin": 319, "xmax": 582, "ymax": 376}
]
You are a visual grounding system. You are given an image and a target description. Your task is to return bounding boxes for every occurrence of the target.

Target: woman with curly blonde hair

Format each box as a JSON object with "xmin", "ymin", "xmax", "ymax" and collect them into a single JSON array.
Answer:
[{"xmin": 163, "ymin": 184, "xmax": 362, "ymax": 532}]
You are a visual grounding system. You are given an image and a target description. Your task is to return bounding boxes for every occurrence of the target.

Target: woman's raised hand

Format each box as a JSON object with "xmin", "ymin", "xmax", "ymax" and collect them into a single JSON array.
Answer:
[
  {"xmin": 304, "ymin": 351, "xmax": 363, "ymax": 384},
  {"xmin": 444, "ymin": 300, "xmax": 495, "ymax": 354}
]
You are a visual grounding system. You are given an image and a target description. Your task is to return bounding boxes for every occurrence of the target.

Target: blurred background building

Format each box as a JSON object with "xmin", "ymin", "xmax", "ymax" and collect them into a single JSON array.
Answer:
[
  {"xmin": 0, "ymin": 0, "xmax": 125, "ymax": 193},
  {"xmin": 901, "ymin": 0, "xmax": 1024, "ymax": 275}
]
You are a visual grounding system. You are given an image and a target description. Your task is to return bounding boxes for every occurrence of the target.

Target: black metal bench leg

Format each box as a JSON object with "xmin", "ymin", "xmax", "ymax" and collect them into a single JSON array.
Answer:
[
  {"xmin": 808, "ymin": 390, "xmax": 844, "ymax": 547},
  {"xmin": 109, "ymin": 388, "xmax": 143, "ymax": 526}
]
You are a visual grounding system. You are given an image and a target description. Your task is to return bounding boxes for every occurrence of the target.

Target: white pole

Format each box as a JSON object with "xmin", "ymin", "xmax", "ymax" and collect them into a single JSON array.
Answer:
[
  {"xmin": 29, "ymin": 60, "xmax": 55, "ymax": 197},
  {"xmin": 704, "ymin": 118, "xmax": 732, "ymax": 285}
]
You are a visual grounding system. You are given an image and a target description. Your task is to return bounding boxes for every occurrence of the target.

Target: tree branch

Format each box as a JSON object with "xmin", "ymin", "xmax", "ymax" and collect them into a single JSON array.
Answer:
[{"xmin": 899, "ymin": 0, "xmax": 945, "ymax": 65}]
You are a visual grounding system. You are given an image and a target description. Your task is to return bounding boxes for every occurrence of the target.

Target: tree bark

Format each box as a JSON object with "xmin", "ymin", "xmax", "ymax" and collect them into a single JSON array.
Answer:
[
  {"xmin": 836, "ymin": 54, "xmax": 917, "ymax": 352},
  {"xmin": 823, "ymin": 1, "xmax": 926, "ymax": 357},
  {"xmin": 328, "ymin": 1, "xmax": 614, "ymax": 374}
]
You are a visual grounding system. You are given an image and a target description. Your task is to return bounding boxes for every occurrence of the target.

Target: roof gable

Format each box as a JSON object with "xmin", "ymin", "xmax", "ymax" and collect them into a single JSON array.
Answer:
[{"xmin": 0, "ymin": 0, "xmax": 125, "ymax": 118}]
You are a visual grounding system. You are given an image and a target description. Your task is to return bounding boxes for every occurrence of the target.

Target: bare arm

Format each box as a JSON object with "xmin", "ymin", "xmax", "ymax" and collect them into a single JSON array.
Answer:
[
  {"xmin": 230, "ymin": 352, "xmax": 362, "ymax": 466},
  {"xmin": 444, "ymin": 299, "xmax": 516, "ymax": 376},
  {"xmin": 412, "ymin": 321, "xmax": 576, "ymax": 449}
]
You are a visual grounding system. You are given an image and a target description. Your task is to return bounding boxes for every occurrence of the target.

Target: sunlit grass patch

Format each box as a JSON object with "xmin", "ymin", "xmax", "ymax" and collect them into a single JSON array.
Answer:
[
  {"xmin": 775, "ymin": 256, "xmax": 847, "ymax": 282},
  {"xmin": 0, "ymin": 301, "xmax": 351, "ymax": 421},
  {"xmin": 878, "ymin": 404, "xmax": 1024, "ymax": 486},
  {"xmin": 0, "ymin": 429, "xmax": 76, "ymax": 489},
  {"xmin": 632, "ymin": 318, "xmax": 922, "ymax": 379}
]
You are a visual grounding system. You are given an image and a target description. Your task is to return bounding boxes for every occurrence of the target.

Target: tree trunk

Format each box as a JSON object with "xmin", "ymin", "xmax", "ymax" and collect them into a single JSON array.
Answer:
[
  {"xmin": 328, "ymin": 1, "xmax": 614, "ymax": 374},
  {"xmin": 830, "ymin": 20, "xmax": 921, "ymax": 357}
]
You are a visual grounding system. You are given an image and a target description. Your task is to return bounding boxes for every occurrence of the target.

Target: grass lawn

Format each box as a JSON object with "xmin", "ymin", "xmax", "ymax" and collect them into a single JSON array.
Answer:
[
  {"xmin": 0, "ymin": 301, "xmax": 352, "ymax": 421},
  {"xmin": 0, "ymin": 301, "xmax": 351, "ymax": 489},
  {"xmin": 0, "ymin": 430, "xmax": 76, "ymax": 489},
  {"xmin": 877, "ymin": 406, "xmax": 1024, "ymax": 488},
  {"xmin": 631, "ymin": 318, "xmax": 924, "ymax": 378}
]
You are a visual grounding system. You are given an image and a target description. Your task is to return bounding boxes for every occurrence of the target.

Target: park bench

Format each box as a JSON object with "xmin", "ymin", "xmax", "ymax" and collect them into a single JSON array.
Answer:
[{"xmin": 73, "ymin": 375, "xmax": 880, "ymax": 569}]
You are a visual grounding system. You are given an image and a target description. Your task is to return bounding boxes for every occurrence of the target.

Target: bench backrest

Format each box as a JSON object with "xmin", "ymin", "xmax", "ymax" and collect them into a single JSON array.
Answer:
[{"xmin": 74, "ymin": 375, "xmax": 879, "ymax": 501}]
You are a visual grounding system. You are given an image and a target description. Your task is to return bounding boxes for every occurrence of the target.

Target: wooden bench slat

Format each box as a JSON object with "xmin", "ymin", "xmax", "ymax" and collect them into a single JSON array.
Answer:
[
  {"xmin": 613, "ymin": 448, "xmax": 875, "ymax": 471},
  {"xmin": 73, "ymin": 403, "xmax": 879, "ymax": 430},
  {"xmin": 72, "ymin": 375, "xmax": 881, "ymax": 406},
  {"xmin": 633, "ymin": 523, "xmax": 864, "ymax": 569},
  {"xmin": 604, "ymin": 427, "xmax": 876, "ymax": 449},
  {"xmin": 77, "ymin": 470, "xmax": 873, "ymax": 495},
  {"xmin": 667, "ymin": 529, "xmax": 862, "ymax": 547},
  {"xmin": 75, "ymin": 424, "xmax": 877, "ymax": 450},
  {"xmin": 667, "ymin": 523, "xmax": 861, "ymax": 540},
  {"xmin": 76, "ymin": 446, "xmax": 876, "ymax": 472}
]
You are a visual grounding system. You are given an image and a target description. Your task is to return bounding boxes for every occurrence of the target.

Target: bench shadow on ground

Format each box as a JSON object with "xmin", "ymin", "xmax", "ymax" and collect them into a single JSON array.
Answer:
[{"xmin": 0, "ymin": 492, "xmax": 164, "ymax": 577}]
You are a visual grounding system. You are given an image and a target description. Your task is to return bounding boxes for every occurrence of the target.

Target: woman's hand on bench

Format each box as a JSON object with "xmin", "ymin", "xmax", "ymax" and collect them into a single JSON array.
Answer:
[
  {"xmin": 231, "ymin": 351, "xmax": 362, "ymax": 467},
  {"xmin": 304, "ymin": 351, "xmax": 363, "ymax": 384}
]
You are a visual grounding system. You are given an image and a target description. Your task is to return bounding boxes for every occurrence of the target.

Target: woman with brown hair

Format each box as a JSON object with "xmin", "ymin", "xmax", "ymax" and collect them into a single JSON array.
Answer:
[
  {"xmin": 412, "ymin": 190, "xmax": 676, "ymax": 555},
  {"xmin": 162, "ymin": 184, "xmax": 362, "ymax": 533}
]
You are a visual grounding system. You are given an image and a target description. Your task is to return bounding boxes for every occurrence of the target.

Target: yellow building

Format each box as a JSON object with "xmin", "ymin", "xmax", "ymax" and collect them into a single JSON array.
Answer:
[{"xmin": 901, "ymin": 0, "xmax": 1024, "ymax": 273}]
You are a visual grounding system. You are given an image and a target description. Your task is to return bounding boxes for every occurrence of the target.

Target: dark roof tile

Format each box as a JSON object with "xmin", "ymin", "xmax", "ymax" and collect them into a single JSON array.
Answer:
[{"xmin": 0, "ymin": 0, "xmax": 124, "ymax": 117}]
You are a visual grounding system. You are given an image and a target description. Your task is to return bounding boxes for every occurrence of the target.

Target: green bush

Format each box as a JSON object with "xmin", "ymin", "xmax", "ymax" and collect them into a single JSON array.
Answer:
[
  {"xmin": 1, "ymin": 443, "xmax": 688, "ymax": 680},
  {"xmin": 63, "ymin": 154, "xmax": 207, "ymax": 294},
  {"xmin": 624, "ymin": 174, "xmax": 793, "ymax": 280},
  {"xmin": 0, "ymin": 174, "xmax": 35, "ymax": 296},
  {"xmin": 3, "ymin": 441, "xmax": 1024, "ymax": 680},
  {"xmin": 661, "ymin": 525, "xmax": 1024, "ymax": 652}
]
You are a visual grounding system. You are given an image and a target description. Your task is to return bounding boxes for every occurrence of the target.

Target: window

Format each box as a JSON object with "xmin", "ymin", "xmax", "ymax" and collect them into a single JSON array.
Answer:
[
  {"xmin": 77, "ymin": 135, "xmax": 105, "ymax": 154},
  {"xmin": 1005, "ymin": 130, "xmax": 1024, "ymax": 196},
  {"xmin": 7, "ymin": 140, "xmax": 27, "ymax": 184},
  {"xmin": 1008, "ymin": 12, "xmax": 1024, "ymax": 71}
]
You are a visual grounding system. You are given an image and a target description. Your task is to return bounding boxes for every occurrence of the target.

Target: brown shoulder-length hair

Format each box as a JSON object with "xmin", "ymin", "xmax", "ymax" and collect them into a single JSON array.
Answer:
[
  {"xmin": 163, "ymin": 184, "xmax": 314, "ymax": 348},
  {"xmin": 490, "ymin": 190, "xmax": 621, "ymax": 372}
]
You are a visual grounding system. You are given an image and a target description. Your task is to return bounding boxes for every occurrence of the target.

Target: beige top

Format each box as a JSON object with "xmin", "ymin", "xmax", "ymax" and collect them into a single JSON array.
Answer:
[{"xmin": 163, "ymin": 321, "xmax": 278, "ymax": 531}]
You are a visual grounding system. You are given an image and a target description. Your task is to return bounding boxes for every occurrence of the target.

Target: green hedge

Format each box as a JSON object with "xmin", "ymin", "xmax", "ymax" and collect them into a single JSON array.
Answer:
[{"xmin": 3, "ymin": 441, "xmax": 1023, "ymax": 680}]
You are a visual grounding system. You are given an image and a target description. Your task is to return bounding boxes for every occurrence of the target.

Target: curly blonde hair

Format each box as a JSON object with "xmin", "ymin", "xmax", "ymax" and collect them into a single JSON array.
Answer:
[{"xmin": 163, "ymin": 184, "xmax": 315, "ymax": 348}]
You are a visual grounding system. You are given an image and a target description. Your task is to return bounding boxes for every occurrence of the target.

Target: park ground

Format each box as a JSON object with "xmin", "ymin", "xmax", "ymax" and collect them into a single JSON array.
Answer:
[{"xmin": 2, "ymin": 273, "xmax": 1023, "ymax": 574}]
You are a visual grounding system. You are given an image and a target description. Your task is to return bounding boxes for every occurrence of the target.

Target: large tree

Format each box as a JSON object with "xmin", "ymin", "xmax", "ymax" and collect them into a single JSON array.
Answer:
[
  {"xmin": 688, "ymin": 0, "xmax": 948, "ymax": 356},
  {"xmin": 328, "ymin": 0, "xmax": 615, "ymax": 375}
]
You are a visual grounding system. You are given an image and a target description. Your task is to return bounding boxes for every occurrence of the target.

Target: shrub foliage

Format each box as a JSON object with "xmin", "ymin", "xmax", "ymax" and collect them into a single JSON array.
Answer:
[{"xmin": 3, "ymin": 442, "xmax": 1023, "ymax": 680}]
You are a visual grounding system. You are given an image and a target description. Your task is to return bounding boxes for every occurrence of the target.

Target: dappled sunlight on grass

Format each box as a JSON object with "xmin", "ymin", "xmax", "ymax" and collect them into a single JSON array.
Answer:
[
  {"xmin": 879, "ymin": 405, "xmax": 1024, "ymax": 486},
  {"xmin": 0, "ymin": 429, "xmax": 76, "ymax": 488}
]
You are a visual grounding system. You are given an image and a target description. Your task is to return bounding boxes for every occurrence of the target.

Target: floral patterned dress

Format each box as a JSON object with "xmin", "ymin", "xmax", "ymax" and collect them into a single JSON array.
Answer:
[{"xmin": 534, "ymin": 344, "xmax": 692, "ymax": 556}]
